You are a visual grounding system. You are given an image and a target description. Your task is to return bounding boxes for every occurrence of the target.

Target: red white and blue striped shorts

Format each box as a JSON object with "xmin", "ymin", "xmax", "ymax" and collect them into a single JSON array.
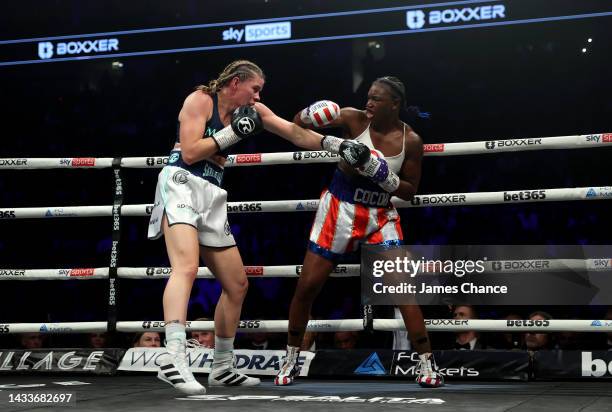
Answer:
[{"xmin": 308, "ymin": 189, "xmax": 403, "ymax": 261}]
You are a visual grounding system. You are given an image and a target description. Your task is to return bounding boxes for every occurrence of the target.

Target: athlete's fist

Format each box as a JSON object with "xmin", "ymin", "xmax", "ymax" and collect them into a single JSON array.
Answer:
[
  {"xmin": 213, "ymin": 105, "xmax": 263, "ymax": 151},
  {"xmin": 358, "ymin": 149, "xmax": 400, "ymax": 193},
  {"xmin": 300, "ymin": 100, "xmax": 340, "ymax": 127},
  {"xmin": 338, "ymin": 140, "xmax": 371, "ymax": 168},
  {"xmin": 231, "ymin": 105, "xmax": 263, "ymax": 138}
]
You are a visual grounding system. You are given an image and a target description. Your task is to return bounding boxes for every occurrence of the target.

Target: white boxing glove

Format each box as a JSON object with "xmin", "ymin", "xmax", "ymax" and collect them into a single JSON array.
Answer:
[{"xmin": 300, "ymin": 100, "xmax": 340, "ymax": 127}]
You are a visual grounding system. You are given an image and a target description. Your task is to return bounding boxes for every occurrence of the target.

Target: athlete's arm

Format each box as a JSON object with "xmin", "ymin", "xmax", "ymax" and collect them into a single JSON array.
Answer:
[
  {"xmin": 254, "ymin": 102, "xmax": 324, "ymax": 150},
  {"xmin": 394, "ymin": 131, "xmax": 423, "ymax": 200},
  {"xmin": 178, "ymin": 91, "xmax": 219, "ymax": 165}
]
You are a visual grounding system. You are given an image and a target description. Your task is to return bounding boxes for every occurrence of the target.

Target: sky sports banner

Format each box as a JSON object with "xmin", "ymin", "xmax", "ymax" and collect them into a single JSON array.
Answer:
[
  {"xmin": 361, "ymin": 245, "xmax": 612, "ymax": 306},
  {"xmin": 1, "ymin": 0, "xmax": 611, "ymax": 66},
  {"xmin": 0, "ymin": 349, "xmax": 123, "ymax": 374},
  {"xmin": 310, "ymin": 349, "xmax": 528, "ymax": 380},
  {"xmin": 118, "ymin": 348, "xmax": 314, "ymax": 376}
]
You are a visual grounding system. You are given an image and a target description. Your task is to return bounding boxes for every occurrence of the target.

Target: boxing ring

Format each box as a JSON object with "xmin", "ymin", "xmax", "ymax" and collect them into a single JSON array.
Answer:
[{"xmin": 1, "ymin": 132, "xmax": 612, "ymax": 411}]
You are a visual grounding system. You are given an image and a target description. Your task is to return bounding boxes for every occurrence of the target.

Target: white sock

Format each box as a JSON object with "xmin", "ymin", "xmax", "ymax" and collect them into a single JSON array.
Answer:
[
  {"xmin": 165, "ymin": 322, "xmax": 186, "ymax": 353},
  {"xmin": 286, "ymin": 345, "xmax": 300, "ymax": 360},
  {"xmin": 212, "ymin": 336, "xmax": 234, "ymax": 369},
  {"xmin": 215, "ymin": 335, "xmax": 234, "ymax": 351}
]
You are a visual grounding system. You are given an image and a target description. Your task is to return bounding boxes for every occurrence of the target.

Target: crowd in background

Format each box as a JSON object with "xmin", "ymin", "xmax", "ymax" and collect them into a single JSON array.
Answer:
[
  {"xmin": 4, "ymin": 305, "xmax": 612, "ymax": 351},
  {"xmin": 1, "ymin": 8, "xmax": 611, "ymax": 351}
]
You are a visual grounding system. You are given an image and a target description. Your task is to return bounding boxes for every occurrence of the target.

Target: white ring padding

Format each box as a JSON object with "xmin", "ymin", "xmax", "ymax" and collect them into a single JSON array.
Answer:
[
  {"xmin": 1, "ymin": 133, "xmax": 610, "ymax": 169},
  {"xmin": 0, "ymin": 265, "xmax": 360, "ymax": 280},
  {"xmin": 0, "ymin": 268, "xmax": 109, "ymax": 280},
  {"xmin": 3, "ymin": 322, "xmax": 109, "ymax": 334},
  {"xmin": 3, "ymin": 186, "xmax": 612, "ymax": 218},
  {"xmin": 2, "ymin": 259, "xmax": 610, "ymax": 280},
  {"xmin": 117, "ymin": 264, "xmax": 360, "ymax": 279},
  {"xmin": 0, "ymin": 158, "xmax": 114, "ymax": 169},
  {"xmin": 373, "ymin": 319, "xmax": 612, "ymax": 332},
  {"xmin": 2, "ymin": 319, "xmax": 610, "ymax": 334},
  {"xmin": 122, "ymin": 319, "xmax": 366, "ymax": 333}
]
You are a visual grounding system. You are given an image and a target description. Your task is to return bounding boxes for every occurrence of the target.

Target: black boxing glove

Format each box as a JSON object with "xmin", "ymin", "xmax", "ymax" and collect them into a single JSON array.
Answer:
[
  {"xmin": 321, "ymin": 135, "xmax": 370, "ymax": 168},
  {"xmin": 339, "ymin": 140, "xmax": 371, "ymax": 168},
  {"xmin": 231, "ymin": 105, "xmax": 263, "ymax": 138},
  {"xmin": 212, "ymin": 105, "xmax": 263, "ymax": 151}
]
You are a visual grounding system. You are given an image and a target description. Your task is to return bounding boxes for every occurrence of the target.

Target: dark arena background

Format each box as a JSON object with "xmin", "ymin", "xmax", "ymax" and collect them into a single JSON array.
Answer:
[{"xmin": 0, "ymin": 1, "xmax": 611, "ymax": 411}]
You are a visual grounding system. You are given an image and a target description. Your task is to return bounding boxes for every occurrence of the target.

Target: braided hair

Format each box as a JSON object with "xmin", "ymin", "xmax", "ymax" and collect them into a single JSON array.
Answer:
[
  {"xmin": 197, "ymin": 60, "xmax": 265, "ymax": 95},
  {"xmin": 375, "ymin": 76, "xmax": 429, "ymax": 122},
  {"xmin": 374, "ymin": 76, "xmax": 407, "ymax": 110}
]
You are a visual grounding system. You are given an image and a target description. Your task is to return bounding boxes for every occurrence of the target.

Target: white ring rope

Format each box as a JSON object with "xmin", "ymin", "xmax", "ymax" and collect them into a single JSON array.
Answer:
[
  {"xmin": 3, "ymin": 186, "xmax": 612, "ymax": 218},
  {"xmin": 372, "ymin": 319, "xmax": 612, "ymax": 332},
  {"xmin": 2, "ymin": 319, "xmax": 610, "ymax": 334},
  {"xmin": 2, "ymin": 132, "xmax": 610, "ymax": 335},
  {"xmin": 0, "ymin": 133, "xmax": 610, "ymax": 169},
  {"xmin": 0, "ymin": 268, "xmax": 110, "ymax": 280},
  {"xmin": 1, "ymin": 259, "xmax": 610, "ymax": 280},
  {"xmin": 0, "ymin": 265, "xmax": 358, "ymax": 280}
]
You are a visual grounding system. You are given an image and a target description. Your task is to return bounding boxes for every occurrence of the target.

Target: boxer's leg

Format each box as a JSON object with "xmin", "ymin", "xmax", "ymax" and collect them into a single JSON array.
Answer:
[
  {"xmin": 288, "ymin": 251, "xmax": 335, "ymax": 347},
  {"xmin": 276, "ymin": 250, "xmax": 335, "ymax": 386},
  {"xmin": 201, "ymin": 245, "xmax": 260, "ymax": 387},
  {"xmin": 157, "ymin": 215, "xmax": 206, "ymax": 395}
]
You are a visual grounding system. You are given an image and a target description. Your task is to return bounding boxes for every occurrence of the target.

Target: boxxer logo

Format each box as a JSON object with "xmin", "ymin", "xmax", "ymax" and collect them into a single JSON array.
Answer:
[
  {"xmin": 406, "ymin": 11, "xmax": 426, "ymax": 29},
  {"xmin": 37, "ymin": 39, "xmax": 119, "ymax": 60},
  {"xmin": 486, "ymin": 139, "xmax": 542, "ymax": 150},
  {"xmin": 406, "ymin": 5, "xmax": 506, "ymax": 30},
  {"xmin": 293, "ymin": 151, "xmax": 338, "ymax": 161},
  {"xmin": 38, "ymin": 42, "xmax": 54, "ymax": 59}
]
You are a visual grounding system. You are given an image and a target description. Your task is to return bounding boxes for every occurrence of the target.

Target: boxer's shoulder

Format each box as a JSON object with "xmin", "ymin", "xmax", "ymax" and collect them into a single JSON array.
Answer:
[
  {"xmin": 405, "ymin": 129, "xmax": 423, "ymax": 150},
  {"xmin": 181, "ymin": 91, "xmax": 213, "ymax": 120},
  {"xmin": 340, "ymin": 108, "xmax": 368, "ymax": 137},
  {"xmin": 404, "ymin": 130, "xmax": 423, "ymax": 158},
  {"xmin": 186, "ymin": 90, "xmax": 213, "ymax": 106},
  {"xmin": 340, "ymin": 107, "xmax": 367, "ymax": 121}
]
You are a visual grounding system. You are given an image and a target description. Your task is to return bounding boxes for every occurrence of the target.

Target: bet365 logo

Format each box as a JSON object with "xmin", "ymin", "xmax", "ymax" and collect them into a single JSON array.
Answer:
[
  {"xmin": 0, "ymin": 210, "xmax": 16, "ymax": 219},
  {"xmin": 582, "ymin": 352, "xmax": 612, "ymax": 377}
]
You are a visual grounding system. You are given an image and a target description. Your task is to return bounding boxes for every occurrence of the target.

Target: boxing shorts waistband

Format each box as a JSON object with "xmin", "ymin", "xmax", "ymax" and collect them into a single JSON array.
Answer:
[
  {"xmin": 328, "ymin": 168, "xmax": 391, "ymax": 208},
  {"xmin": 167, "ymin": 150, "xmax": 224, "ymax": 187}
]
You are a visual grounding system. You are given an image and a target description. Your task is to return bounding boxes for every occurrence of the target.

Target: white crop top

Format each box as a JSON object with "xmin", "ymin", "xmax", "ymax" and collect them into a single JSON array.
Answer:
[{"xmin": 354, "ymin": 123, "xmax": 406, "ymax": 173}]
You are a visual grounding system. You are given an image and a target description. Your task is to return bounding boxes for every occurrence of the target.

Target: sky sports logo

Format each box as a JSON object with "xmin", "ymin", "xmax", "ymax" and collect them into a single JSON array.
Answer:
[
  {"xmin": 38, "ymin": 38, "xmax": 119, "ymax": 59},
  {"xmin": 406, "ymin": 4, "xmax": 506, "ymax": 30},
  {"xmin": 222, "ymin": 22, "xmax": 291, "ymax": 43}
]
